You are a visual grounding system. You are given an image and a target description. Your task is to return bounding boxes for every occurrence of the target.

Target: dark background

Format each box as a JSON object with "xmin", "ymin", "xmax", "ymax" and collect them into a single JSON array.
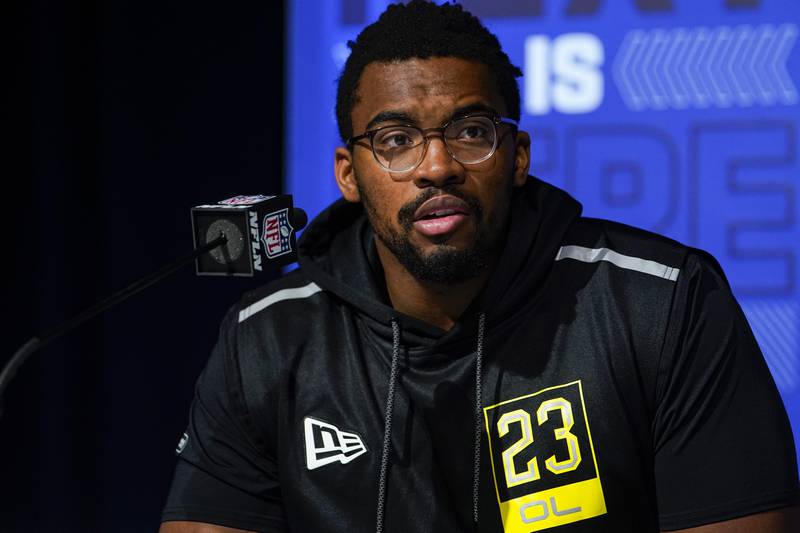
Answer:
[{"xmin": 3, "ymin": 1, "xmax": 285, "ymax": 530}]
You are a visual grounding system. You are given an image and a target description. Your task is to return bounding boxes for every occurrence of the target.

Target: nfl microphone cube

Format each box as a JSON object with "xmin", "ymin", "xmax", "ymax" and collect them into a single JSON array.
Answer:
[{"xmin": 191, "ymin": 194, "xmax": 299, "ymax": 276}]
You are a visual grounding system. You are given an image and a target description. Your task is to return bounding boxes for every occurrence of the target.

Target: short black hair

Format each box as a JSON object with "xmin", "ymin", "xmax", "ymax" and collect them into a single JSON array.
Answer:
[{"xmin": 335, "ymin": 0, "xmax": 523, "ymax": 142}]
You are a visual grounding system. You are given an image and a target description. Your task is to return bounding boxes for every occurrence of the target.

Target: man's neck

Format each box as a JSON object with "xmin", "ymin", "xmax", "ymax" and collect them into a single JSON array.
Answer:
[{"xmin": 375, "ymin": 239, "xmax": 491, "ymax": 331}]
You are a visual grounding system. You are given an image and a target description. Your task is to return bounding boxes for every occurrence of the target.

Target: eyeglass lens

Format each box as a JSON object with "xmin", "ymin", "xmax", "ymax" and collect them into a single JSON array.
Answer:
[{"xmin": 372, "ymin": 116, "xmax": 497, "ymax": 172}]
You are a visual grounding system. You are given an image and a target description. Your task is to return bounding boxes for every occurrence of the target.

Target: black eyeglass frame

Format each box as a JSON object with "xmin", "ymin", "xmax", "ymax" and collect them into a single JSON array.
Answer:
[{"xmin": 346, "ymin": 114, "xmax": 519, "ymax": 173}]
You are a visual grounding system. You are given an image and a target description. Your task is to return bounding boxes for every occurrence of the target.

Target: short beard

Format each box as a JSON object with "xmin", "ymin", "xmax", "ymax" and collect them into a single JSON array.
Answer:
[{"xmin": 358, "ymin": 183, "xmax": 504, "ymax": 285}]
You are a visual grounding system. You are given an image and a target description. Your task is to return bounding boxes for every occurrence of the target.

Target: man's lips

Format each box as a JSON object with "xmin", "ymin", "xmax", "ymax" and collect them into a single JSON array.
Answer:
[
  {"xmin": 413, "ymin": 195, "xmax": 471, "ymax": 221},
  {"xmin": 412, "ymin": 195, "xmax": 471, "ymax": 238}
]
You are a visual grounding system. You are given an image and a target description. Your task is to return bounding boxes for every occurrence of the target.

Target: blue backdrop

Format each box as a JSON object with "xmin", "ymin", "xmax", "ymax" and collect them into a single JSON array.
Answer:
[{"xmin": 287, "ymin": 0, "xmax": 800, "ymax": 466}]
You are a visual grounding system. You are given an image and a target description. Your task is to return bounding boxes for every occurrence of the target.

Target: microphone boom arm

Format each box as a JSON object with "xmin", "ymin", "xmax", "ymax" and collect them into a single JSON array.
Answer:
[{"xmin": 0, "ymin": 233, "xmax": 228, "ymax": 421}]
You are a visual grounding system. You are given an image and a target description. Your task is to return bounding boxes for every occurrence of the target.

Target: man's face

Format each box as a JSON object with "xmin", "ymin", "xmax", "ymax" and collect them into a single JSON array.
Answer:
[{"xmin": 335, "ymin": 57, "xmax": 530, "ymax": 284}]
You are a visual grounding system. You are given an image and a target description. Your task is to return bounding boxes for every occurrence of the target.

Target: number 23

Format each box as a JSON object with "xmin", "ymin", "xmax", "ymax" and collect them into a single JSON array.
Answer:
[{"xmin": 497, "ymin": 397, "xmax": 582, "ymax": 488}]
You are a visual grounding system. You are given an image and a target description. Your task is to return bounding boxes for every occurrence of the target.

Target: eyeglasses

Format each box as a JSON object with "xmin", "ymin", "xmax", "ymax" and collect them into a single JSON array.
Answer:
[{"xmin": 347, "ymin": 114, "xmax": 518, "ymax": 173}]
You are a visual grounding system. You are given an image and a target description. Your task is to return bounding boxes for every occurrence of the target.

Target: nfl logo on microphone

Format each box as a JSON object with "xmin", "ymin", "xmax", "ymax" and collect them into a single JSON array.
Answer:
[{"xmin": 262, "ymin": 208, "xmax": 294, "ymax": 259}]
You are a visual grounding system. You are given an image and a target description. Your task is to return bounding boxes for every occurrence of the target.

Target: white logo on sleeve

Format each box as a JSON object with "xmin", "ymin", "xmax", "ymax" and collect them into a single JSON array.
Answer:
[{"xmin": 304, "ymin": 416, "xmax": 367, "ymax": 470}]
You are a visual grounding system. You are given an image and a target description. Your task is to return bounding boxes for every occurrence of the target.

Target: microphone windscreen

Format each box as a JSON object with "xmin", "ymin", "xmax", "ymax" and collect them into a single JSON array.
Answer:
[{"xmin": 292, "ymin": 207, "xmax": 308, "ymax": 232}]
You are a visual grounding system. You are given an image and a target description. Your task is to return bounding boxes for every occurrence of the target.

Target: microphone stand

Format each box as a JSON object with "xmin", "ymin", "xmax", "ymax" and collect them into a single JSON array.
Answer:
[{"xmin": 0, "ymin": 234, "xmax": 228, "ymax": 421}]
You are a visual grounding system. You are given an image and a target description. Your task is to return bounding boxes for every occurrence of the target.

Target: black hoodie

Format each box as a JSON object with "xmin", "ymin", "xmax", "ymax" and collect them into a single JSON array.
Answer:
[{"xmin": 163, "ymin": 177, "xmax": 798, "ymax": 533}]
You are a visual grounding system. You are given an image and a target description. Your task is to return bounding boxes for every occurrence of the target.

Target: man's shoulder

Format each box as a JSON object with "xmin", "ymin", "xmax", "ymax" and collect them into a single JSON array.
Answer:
[
  {"xmin": 565, "ymin": 217, "xmax": 687, "ymax": 264},
  {"xmin": 235, "ymin": 269, "xmax": 326, "ymax": 323},
  {"xmin": 213, "ymin": 270, "xmax": 335, "ymax": 380},
  {"xmin": 558, "ymin": 216, "xmax": 727, "ymax": 287}
]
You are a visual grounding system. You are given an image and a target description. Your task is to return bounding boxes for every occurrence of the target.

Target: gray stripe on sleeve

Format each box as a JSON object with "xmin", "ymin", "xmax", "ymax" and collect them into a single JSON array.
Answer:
[
  {"xmin": 238, "ymin": 282, "xmax": 323, "ymax": 322},
  {"xmin": 555, "ymin": 245, "xmax": 680, "ymax": 281}
]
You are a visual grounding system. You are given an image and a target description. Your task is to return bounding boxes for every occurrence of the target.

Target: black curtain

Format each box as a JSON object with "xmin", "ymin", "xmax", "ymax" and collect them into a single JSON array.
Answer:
[{"xmin": 3, "ymin": 1, "xmax": 285, "ymax": 531}]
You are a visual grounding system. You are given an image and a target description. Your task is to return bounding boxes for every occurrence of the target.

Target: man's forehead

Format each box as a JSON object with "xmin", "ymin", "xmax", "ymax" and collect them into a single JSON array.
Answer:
[{"xmin": 351, "ymin": 57, "xmax": 506, "ymax": 127}]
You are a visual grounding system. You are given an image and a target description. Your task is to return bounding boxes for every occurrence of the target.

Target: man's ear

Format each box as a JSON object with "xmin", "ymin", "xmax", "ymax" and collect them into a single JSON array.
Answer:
[
  {"xmin": 512, "ymin": 130, "xmax": 531, "ymax": 187},
  {"xmin": 335, "ymin": 146, "xmax": 361, "ymax": 202}
]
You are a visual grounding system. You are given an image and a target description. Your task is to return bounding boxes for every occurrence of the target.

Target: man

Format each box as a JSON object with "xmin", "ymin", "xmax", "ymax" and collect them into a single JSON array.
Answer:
[{"xmin": 160, "ymin": 2, "xmax": 799, "ymax": 532}]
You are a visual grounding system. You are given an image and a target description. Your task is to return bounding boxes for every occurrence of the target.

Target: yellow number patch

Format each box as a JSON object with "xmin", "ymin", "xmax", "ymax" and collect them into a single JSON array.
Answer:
[{"xmin": 484, "ymin": 381, "xmax": 606, "ymax": 532}]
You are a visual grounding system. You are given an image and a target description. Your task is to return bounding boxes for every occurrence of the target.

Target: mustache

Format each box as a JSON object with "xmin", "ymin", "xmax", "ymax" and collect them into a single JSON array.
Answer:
[{"xmin": 397, "ymin": 186, "xmax": 484, "ymax": 230}]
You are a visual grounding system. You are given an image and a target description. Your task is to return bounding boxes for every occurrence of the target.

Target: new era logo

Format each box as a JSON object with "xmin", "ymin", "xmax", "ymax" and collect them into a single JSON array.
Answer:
[{"xmin": 304, "ymin": 416, "xmax": 367, "ymax": 470}]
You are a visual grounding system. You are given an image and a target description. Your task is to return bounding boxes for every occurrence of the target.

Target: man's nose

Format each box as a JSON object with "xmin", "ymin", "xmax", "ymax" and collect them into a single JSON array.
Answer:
[{"xmin": 409, "ymin": 135, "xmax": 465, "ymax": 188}]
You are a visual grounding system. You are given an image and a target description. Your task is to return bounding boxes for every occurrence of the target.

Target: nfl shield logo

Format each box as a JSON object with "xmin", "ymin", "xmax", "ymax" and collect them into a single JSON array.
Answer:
[{"xmin": 262, "ymin": 208, "xmax": 294, "ymax": 258}]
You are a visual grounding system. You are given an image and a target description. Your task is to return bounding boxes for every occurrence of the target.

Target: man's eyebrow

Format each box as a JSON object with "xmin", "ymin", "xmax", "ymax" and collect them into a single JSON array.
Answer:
[
  {"xmin": 365, "ymin": 110, "xmax": 416, "ymax": 131},
  {"xmin": 451, "ymin": 103, "xmax": 500, "ymax": 118},
  {"xmin": 363, "ymin": 103, "xmax": 501, "ymax": 132}
]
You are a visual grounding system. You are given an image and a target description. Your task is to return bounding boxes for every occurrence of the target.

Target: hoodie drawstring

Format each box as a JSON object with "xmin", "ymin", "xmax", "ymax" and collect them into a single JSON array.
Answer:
[
  {"xmin": 472, "ymin": 312, "xmax": 486, "ymax": 525},
  {"xmin": 376, "ymin": 318, "xmax": 401, "ymax": 533},
  {"xmin": 375, "ymin": 313, "xmax": 486, "ymax": 533}
]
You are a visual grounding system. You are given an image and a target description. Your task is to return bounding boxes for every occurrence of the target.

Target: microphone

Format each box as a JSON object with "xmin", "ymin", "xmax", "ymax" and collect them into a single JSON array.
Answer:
[{"xmin": 191, "ymin": 194, "xmax": 308, "ymax": 276}]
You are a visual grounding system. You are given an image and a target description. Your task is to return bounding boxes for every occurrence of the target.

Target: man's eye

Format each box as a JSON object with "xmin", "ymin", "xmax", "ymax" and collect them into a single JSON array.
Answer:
[
  {"xmin": 377, "ymin": 131, "xmax": 414, "ymax": 148},
  {"xmin": 457, "ymin": 125, "xmax": 489, "ymax": 140}
]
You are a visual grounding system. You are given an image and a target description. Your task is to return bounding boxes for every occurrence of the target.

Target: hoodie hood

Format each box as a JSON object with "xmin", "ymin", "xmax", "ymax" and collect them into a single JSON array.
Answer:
[{"xmin": 297, "ymin": 176, "xmax": 582, "ymax": 346}]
